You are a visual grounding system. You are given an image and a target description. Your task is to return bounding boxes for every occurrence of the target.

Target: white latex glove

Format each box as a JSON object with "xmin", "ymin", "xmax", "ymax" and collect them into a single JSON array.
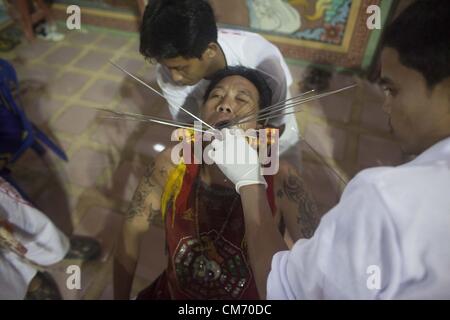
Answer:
[{"xmin": 208, "ymin": 129, "xmax": 267, "ymax": 194}]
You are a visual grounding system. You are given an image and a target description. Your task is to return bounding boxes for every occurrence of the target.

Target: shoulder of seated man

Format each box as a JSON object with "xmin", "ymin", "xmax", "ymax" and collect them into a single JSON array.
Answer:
[{"xmin": 152, "ymin": 145, "xmax": 178, "ymax": 187}]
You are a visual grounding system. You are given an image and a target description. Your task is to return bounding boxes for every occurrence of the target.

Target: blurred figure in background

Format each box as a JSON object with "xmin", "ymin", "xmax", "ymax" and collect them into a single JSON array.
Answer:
[{"xmin": 4, "ymin": 0, "xmax": 64, "ymax": 42}]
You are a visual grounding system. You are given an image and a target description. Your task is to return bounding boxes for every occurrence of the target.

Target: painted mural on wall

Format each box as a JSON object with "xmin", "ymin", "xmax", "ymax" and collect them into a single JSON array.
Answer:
[
  {"xmin": 211, "ymin": 0, "xmax": 395, "ymax": 71},
  {"xmin": 246, "ymin": 0, "xmax": 350, "ymax": 45},
  {"xmin": 49, "ymin": 0, "xmax": 394, "ymax": 71}
]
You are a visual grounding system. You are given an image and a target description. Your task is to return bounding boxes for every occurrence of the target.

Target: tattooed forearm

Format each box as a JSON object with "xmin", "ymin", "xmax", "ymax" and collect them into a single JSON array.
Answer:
[
  {"xmin": 277, "ymin": 189, "xmax": 284, "ymax": 199},
  {"xmin": 147, "ymin": 206, "xmax": 162, "ymax": 225},
  {"xmin": 142, "ymin": 163, "xmax": 156, "ymax": 188},
  {"xmin": 283, "ymin": 169, "xmax": 305, "ymax": 203},
  {"xmin": 283, "ymin": 169, "xmax": 319, "ymax": 239},
  {"xmin": 125, "ymin": 163, "xmax": 158, "ymax": 221},
  {"xmin": 159, "ymin": 167, "xmax": 168, "ymax": 179}
]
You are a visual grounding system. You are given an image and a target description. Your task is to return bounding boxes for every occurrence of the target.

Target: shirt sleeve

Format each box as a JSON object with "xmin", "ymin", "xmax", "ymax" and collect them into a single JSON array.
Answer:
[{"xmin": 267, "ymin": 171, "xmax": 402, "ymax": 299}]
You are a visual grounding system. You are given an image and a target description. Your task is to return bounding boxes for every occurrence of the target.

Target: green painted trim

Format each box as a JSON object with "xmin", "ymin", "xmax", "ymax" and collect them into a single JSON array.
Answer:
[
  {"xmin": 361, "ymin": 0, "xmax": 395, "ymax": 70},
  {"xmin": 56, "ymin": 21, "xmax": 139, "ymax": 39},
  {"xmin": 53, "ymin": 0, "xmax": 136, "ymax": 15}
]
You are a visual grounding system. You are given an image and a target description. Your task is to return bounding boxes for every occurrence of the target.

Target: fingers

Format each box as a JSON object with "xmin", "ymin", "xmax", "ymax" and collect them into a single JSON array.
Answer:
[
  {"xmin": 207, "ymin": 141, "xmax": 219, "ymax": 160},
  {"xmin": 209, "ymin": 128, "xmax": 256, "ymax": 164},
  {"xmin": 0, "ymin": 225, "xmax": 28, "ymax": 256}
]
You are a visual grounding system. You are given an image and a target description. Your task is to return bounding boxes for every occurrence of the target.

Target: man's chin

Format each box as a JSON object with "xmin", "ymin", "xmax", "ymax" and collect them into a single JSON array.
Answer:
[{"xmin": 390, "ymin": 129, "xmax": 413, "ymax": 156}]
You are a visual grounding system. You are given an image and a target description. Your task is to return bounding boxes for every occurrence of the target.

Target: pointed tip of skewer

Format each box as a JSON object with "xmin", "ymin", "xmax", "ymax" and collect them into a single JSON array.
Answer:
[
  {"xmin": 108, "ymin": 60, "xmax": 118, "ymax": 69},
  {"xmin": 93, "ymin": 106, "xmax": 110, "ymax": 112},
  {"xmin": 99, "ymin": 115, "xmax": 119, "ymax": 120},
  {"xmin": 93, "ymin": 106, "xmax": 117, "ymax": 113},
  {"xmin": 107, "ymin": 60, "xmax": 216, "ymax": 130},
  {"xmin": 109, "ymin": 60, "xmax": 129, "ymax": 74}
]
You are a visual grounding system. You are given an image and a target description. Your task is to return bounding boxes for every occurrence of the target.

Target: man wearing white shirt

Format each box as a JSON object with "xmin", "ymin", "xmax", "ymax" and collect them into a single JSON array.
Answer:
[
  {"xmin": 209, "ymin": 0, "xmax": 450, "ymax": 299},
  {"xmin": 0, "ymin": 177, "xmax": 69, "ymax": 299},
  {"xmin": 139, "ymin": 0, "xmax": 299, "ymax": 154}
]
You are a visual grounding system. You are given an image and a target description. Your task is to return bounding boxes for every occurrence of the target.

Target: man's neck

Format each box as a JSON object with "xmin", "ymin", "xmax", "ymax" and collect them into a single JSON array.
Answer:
[
  {"xmin": 200, "ymin": 164, "xmax": 233, "ymax": 189},
  {"xmin": 414, "ymin": 132, "xmax": 450, "ymax": 156}
]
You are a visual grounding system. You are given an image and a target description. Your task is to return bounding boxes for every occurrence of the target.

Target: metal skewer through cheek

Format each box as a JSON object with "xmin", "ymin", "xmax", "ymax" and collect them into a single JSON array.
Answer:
[
  {"xmin": 96, "ymin": 107, "xmax": 214, "ymax": 135},
  {"xmin": 223, "ymin": 85, "xmax": 355, "ymax": 186},
  {"xmin": 230, "ymin": 100, "xmax": 310, "ymax": 127},
  {"xmin": 102, "ymin": 62, "xmax": 351, "ymax": 187},
  {"xmin": 227, "ymin": 89, "xmax": 316, "ymax": 127},
  {"xmin": 243, "ymin": 84, "xmax": 356, "ymax": 124},
  {"xmin": 95, "ymin": 107, "xmax": 198, "ymax": 128},
  {"xmin": 235, "ymin": 89, "xmax": 315, "ymax": 120},
  {"xmin": 109, "ymin": 61, "xmax": 217, "ymax": 133},
  {"xmin": 101, "ymin": 115, "xmax": 213, "ymax": 135},
  {"xmin": 97, "ymin": 108, "xmax": 259, "ymax": 138},
  {"xmin": 226, "ymin": 84, "xmax": 357, "ymax": 128}
]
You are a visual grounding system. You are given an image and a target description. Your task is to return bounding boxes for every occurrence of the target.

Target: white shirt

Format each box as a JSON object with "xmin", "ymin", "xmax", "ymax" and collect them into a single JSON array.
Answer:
[
  {"xmin": 268, "ymin": 137, "xmax": 450, "ymax": 299},
  {"xmin": 157, "ymin": 28, "xmax": 300, "ymax": 154},
  {"xmin": 157, "ymin": 28, "xmax": 293, "ymax": 123},
  {"xmin": 0, "ymin": 178, "xmax": 69, "ymax": 299}
]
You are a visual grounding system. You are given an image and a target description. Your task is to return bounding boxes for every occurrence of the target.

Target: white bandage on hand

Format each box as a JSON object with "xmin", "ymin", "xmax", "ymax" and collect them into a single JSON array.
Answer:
[{"xmin": 208, "ymin": 128, "xmax": 267, "ymax": 193}]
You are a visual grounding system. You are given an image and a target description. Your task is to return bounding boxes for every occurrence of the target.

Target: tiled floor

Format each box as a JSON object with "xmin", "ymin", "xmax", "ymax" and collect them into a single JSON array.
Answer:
[{"xmin": 1, "ymin": 25, "xmax": 403, "ymax": 299}]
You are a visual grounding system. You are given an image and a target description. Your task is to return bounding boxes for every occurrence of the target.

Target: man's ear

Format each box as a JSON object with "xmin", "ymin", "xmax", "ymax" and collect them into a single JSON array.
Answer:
[
  {"xmin": 444, "ymin": 79, "xmax": 450, "ymax": 114},
  {"xmin": 433, "ymin": 77, "xmax": 450, "ymax": 114},
  {"xmin": 204, "ymin": 42, "xmax": 219, "ymax": 59}
]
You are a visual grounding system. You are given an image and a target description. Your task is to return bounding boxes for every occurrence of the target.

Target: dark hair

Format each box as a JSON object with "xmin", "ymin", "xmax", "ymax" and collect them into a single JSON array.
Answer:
[
  {"xmin": 204, "ymin": 66, "xmax": 273, "ymax": 111},
  {"xmin": 383, "ymin": 0, "xmax": 450, "ymax": 89},
  {"xmin": 139, "ymin": 0, "xmax": 217, "ymax": 60}
]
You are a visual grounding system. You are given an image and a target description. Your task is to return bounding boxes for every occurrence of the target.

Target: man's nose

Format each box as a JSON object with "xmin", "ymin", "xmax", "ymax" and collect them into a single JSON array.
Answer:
[{"xmin": 216, "ymin": 104, "xmax": 233, "ymax": 113}]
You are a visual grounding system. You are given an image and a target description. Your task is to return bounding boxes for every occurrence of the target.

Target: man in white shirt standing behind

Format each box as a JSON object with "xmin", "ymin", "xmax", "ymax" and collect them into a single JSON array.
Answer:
[
  {"xmin": 139, "ymin": 0, "xmax": 299, "ymax": 154},
  {"xmin": 209, "ymin": 0, "xmax": 450, "ymax": 299}
]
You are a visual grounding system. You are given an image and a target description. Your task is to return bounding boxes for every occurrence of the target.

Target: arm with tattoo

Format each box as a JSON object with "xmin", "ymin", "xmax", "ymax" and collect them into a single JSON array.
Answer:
[
  {"xmin": 277, "ymin": 166, "xmax": 320, "ymax": 241},
  {"xmin": 114, "ymin": 150, "xmax": 171, "ymax": 299}
]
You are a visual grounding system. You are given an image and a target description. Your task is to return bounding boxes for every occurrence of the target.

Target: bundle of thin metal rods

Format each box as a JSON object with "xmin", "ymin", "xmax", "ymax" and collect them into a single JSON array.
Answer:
[{"xmin": 97, "ymin": 61, "xmax": 356, "ymax": 185}]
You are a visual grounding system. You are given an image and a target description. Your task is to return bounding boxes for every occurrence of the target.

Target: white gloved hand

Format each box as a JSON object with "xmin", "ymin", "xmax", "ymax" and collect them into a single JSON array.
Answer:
[{"xmin": 208, "ymin": 129, "xmax": 267, "ymax": 194}]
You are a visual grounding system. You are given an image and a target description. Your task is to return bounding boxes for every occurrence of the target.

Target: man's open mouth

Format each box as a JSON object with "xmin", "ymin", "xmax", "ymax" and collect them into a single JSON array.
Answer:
[{"xmin": 213, "ymin": 119, "xmax": 232, "ymax": 129}]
